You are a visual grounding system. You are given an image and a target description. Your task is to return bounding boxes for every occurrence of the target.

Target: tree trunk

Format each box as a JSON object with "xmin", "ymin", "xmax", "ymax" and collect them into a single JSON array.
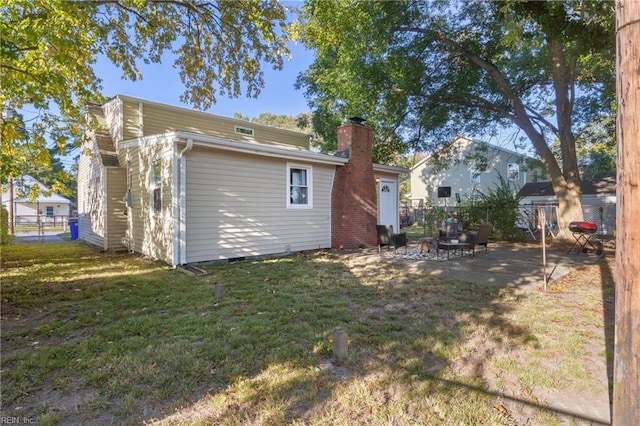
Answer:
[
  {"xmin": 613, "ymin": 0, "xmax": 640, "ymax": 423},
  {"xmin": 514, "ymin": 114, "xmax": 584, "ymax": 239},
  {"xmin": 552, "ymin": 180, "xmax": 584, "ymax": 239},
  {"xmin": 548, "ymin": 38, "xmax": 584, "ymax": 238}
]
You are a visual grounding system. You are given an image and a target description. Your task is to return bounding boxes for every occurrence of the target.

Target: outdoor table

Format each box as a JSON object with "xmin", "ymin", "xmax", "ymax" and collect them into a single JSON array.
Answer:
[{"xmin": 437, "ymin": 241, "xmax": 474, "ymax": 260}]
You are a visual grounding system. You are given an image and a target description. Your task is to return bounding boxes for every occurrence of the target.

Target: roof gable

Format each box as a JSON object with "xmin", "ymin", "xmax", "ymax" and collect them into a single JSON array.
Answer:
[
  {"xmin": 410, "ymin": 136, "xmax": 535, "ymax": 172},
  {"xmin": 113, "ymin": 94, "xmax": 311, "ymax": 150},
  {"xmin": 4, "ymin": 175, "xmax": 71, "ymax": 203}
]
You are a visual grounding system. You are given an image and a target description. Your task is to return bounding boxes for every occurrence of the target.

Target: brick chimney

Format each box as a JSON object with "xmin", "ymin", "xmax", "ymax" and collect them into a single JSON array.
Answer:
[{"xmin": 331, "ymin": 118, "xmax": 377, "ymax": 249}]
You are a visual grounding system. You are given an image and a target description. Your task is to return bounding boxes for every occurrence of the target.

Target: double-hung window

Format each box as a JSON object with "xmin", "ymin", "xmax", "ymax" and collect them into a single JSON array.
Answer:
[
  {"xmin": 470, "ymin": 168, "xmax": 481, "ymax": 184},
  {"xmin": 507, "ymin": 163, "xmax": 520, "ymax": 181},
  {"xmin": 150, "ymin": 160, "xmax": 162, "ymax": 215},
  {"xmin": 287, "ymin": 164, "xmax": 312, "ymax": 208}
]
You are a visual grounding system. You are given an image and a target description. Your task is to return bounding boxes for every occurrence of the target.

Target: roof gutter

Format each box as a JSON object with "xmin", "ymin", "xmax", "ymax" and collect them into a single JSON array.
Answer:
[{"xmin": 173, "ymin": 131, "xmax": 349, "ymax": 166}]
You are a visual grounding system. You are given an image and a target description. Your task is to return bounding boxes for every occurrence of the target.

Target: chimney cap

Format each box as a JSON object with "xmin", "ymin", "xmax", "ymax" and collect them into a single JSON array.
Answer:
[{"xmin": 348, "ymin": 116, "xmax": 366, "ymax": 125}]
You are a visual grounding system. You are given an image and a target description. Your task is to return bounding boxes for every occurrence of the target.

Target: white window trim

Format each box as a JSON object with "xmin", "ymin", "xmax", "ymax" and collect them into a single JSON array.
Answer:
[
  {"xmin": 470, "ymin": 169, "xmax": 481, "ymax": 184},
  {"xmin": 150, "ymin": 160, "xmax": 163, "ymax": 217},
  {"xmin": 286, "ymin": 163, "xmax": 313, "ymax": 209},
  {"xmin": 507, "ymin": 163, "xmax": 520, "ymax": 181}
]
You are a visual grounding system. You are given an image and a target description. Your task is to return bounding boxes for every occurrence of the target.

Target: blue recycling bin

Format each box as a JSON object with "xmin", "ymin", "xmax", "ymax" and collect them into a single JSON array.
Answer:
[{"xmin": 69, "ymin": 218, "xmax": 78, "ymax": 241}]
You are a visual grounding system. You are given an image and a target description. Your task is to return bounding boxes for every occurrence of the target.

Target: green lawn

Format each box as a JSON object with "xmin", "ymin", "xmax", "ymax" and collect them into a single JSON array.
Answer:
[{"xmin": 0, "ymin": 242, "xmax": 612, "ymax": 425}]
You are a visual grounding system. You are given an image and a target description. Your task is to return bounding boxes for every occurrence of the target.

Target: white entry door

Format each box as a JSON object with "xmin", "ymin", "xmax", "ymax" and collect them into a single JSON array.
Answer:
[{"xmin": 378, "ymin": 179, "xmax": 398, "ymax": 231}]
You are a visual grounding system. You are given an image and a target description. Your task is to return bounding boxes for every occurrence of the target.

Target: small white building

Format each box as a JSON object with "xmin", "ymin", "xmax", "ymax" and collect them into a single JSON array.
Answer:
[
  {"xmin": 1, "ymin": 175, "xmax": 71, "ymax": 226},
  {"xmin": 517, "ymin": 177, "xmax": 616, "ymax": 237}
]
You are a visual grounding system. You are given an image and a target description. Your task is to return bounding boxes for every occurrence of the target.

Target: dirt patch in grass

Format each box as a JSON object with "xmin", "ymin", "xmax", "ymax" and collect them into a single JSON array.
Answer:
[{"xmin": 1, "ymin": 243, "xmax": 613, "ymax": 425}]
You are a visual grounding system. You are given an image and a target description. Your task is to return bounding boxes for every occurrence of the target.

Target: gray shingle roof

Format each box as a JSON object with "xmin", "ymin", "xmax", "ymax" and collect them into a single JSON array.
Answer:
[
  {"xmin": 87, "ymin": 104, "xmax": 119, "ymax": 167},
  {"xmin": 517, "ymin": 177, "xmax": 616, "ymax": 198}
]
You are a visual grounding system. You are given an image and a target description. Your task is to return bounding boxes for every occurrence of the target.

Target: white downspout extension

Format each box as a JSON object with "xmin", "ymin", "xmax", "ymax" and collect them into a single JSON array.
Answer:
[{"xmin": 174, "ymin": 138, "xmax": 193, "ymax": 266}]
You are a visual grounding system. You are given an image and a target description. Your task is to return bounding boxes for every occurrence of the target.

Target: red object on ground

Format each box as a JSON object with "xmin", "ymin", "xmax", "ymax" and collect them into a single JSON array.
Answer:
[{"xmin": 568, "ymin": 221, "xmax": 598, "ymax": 234}]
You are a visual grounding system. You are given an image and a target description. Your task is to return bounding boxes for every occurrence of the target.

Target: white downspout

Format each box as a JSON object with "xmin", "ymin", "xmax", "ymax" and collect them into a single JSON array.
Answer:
[{"xmin": 175, "ymin": 138, "xmax": 193, "ymax": 265}]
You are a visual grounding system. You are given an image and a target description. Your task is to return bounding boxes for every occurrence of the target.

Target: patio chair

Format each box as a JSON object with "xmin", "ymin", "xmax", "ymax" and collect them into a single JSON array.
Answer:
[
  {"xmin": 439, "ymin": 222, "xmax": 464, "ymax": 241},
  {"xmin": 377, "ymin": 225, "xmax": 408, "ymax": 254},
  {"xmin": 469, "ymin": 224, "xmax": 493, "ymax": 255}
]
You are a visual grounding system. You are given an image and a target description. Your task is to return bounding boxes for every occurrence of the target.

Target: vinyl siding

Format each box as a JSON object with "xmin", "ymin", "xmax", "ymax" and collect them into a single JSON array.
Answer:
[
  {"xmin": 77, "ymin": 137, "xmax": 106, "ymax": 249},
  {"xmin": 104, "ymin": 96, "xmax": 124, "ymax": 142},
  {"xmin": 184, "ymin": 146, "xmax": 334, "ymax": 262},
  {"xmin": 411, "ymin": 138, "xmax": 540, "ymax": 206},
  {"xmin": 119, "ymin": 135, "xmax": 175, "ymax": 263},
  {"xmin": 116, "ymin": 95, "xmax": 309, "ymax": 149},
  {"xmin": 13, "ymin": 203, "xmax": 69, "ymax": 218},
  {"xmin": 104, "ymin": 168, "xmax": 128, "ymax": 249},
  {"xmin": 121, "ymin": 98, "xmax": 142, "ymax": 140}
]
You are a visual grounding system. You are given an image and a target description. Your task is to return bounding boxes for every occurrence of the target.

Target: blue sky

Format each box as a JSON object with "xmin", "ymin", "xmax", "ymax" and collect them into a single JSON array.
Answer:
[{"xmin": 94, "ymin": 41, "xmax": 315, "ymax": 119}]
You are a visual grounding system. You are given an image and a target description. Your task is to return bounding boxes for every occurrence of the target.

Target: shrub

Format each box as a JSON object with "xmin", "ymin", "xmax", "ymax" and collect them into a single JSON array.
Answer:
[
  {"xmin": 1, "ymin": 207, "xmax": 12, "ymax": 245},
  {"xmin": 475, "ymin": 174, "xmax": 523, "ymax": 241}
]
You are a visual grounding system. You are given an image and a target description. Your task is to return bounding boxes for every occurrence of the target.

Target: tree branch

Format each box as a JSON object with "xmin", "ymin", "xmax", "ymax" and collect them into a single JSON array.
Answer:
[
  {"xmin": 523, "ymin": 105, "xmax": 560, "ymax": 136},
  {"xmin": 1, "ymin": 45, "xmax": 40, "ymax": 55},
  {"xmin": 396, "ymin": 25, "xmax": 568, "ymax": 182},
  {"xmin": 93, "ymin": 0, "xmax": 152, "ymax": 24},
  {"xmin": 398, "ymin": 26, "xmax": 532, "ymax": 121}
]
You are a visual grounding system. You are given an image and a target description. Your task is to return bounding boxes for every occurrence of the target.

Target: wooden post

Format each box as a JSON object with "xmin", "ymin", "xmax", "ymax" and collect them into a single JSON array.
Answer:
[
  {"xmin": 214, "ymin": 283, "xmax": 225, "ymax": 301},
  {"xmin": 8, "ymin": 176, "xmax": 14, "ymax": 235},
  {"xmin": 538, "ymin": 206, "xmax": 547, "ymax": 291},
  {"xmin": 614, "ymin": 1, "xmax": 640, "ymax": 423},
  {"xmin": 333, "ymin": 327, "xmax": 348, "ymax": 364}
]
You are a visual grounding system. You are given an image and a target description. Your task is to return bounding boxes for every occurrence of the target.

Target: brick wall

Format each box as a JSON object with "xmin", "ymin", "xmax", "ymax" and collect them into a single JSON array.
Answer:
[{"xmin": 331, "ymin": 121, "xmax": 377, "ymax": 249}]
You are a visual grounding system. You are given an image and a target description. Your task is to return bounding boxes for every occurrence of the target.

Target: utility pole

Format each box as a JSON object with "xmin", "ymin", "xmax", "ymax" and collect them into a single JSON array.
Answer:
[
  {"xmin": 9, "ymin": 176, "xmax": 15, "ymax": 235},
  {"xmin": 614, "ymin": 0, "xmax": 640, "ymax": 423}
]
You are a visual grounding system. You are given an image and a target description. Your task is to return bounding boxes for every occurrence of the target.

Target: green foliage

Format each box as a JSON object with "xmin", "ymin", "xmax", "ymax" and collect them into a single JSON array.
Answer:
[
  {"xmin": 423, "ymin": 205, "xmax": 447, "ymax": 238},
  {"xmin": 576, "ymin": 113, "xmax": 616, "ymax": 180},
  {"xmin": 1, "ymin": 109, "xmax": 76, "ymax": 201},
  {"xmin": 297, "ymin": 0, "xmax": 615, "ymax": 223},
  {"xmin": 471, "ymin": 174, "xmax": 523, "ymax": 241},
  {"xmin": 396, "ymin": 153, "xmax": 424, "ymax": 200},
  {"xmin": 234, "ymin": 111, "xmax": 315, "ymax": 134},
  {"xmin": 1, "ymin": 207, "xmax": 11, "ymax": 244},
  {"xmin": 1, "ymin": 0, "xmax": 291, "ymax": 189}
]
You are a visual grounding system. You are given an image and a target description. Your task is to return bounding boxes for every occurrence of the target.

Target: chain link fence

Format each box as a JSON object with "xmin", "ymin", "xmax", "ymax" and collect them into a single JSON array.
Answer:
[
  {"xmin": 401, "ymin": 200, "xmax": 616, "ymax": 241},
  {"xmin": 516, "ymin": 202, "xmax": 615, "ymax": 241}
]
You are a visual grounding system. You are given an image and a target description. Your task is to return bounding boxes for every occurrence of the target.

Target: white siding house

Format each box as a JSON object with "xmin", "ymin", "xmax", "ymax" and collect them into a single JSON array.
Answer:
[
  {"xmin": 410, "ymin": 137, "xmax": 544, "ymax": 207},
  {"xmin": 1, "ymin": 175, "xmax": 71, "ymax": 226},
  {"xmin": 517, "ymin": 177, "xmax": 616, "ymax": 237},
  {"xmin": 78, "ymin": 95, "xmax": 407, "ymax": 265}
]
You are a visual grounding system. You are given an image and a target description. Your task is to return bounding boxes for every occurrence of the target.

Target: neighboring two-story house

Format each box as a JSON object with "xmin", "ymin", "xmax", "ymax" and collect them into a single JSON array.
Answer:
[{"xmin": 409, "ymin": 136, "xmax": 544, "ymax": 207}]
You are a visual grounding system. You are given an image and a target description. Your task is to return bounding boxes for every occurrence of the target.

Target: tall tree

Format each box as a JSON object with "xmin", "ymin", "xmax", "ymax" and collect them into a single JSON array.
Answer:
[
  {"xmin": 576, "ymin": 113, "xmax": 616, "ymax": 180},
  {"xmin": 297, "ymin": 0, "xmax": 615, "ymax": 236},
  {"xmin": 1, "ymin": 0, "xmax": 292, "ymax": 186},
  {"xmin": 234, "ymin": 111, "xmax": 315, "ymax": 133},
  {"xmin": 0, "ymin": 109, "xmax": 75, "ymax": 199},
  {"xmin": 614, "ymin": 0, "xmax": 640, "ymax": 422}
]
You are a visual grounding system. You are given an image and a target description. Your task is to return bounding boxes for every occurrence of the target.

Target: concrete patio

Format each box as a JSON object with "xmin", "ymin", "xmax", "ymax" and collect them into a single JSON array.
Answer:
[{"xmin": 358, "ymin": 240, "xmax": 608, "ymax": 291}]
